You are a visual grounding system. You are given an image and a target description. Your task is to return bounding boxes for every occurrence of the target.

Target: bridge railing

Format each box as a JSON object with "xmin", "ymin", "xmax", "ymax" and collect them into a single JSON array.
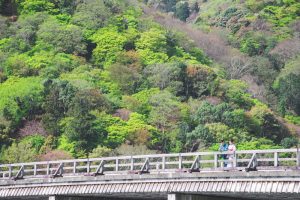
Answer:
[{"xmin": 0, "ymin": 149, "xmax": 299, "ymax": 180}]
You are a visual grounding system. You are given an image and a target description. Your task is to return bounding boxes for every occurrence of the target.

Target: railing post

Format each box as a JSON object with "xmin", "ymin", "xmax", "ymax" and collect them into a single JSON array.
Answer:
[
  {"xmin": 73, "ymin": 161, "xmax": 77, "ymax": 174},
  {"xmin": 47, "ymin": 162, "xmax": 50, "ymax": 175},
  {"xmin": 34, "ymin": 164, "xmax": 37, "ymax": 176},
  {"xmin": 274, "ymin": 152, "xmax": 279, "ymax": 167},
  {"xmin": 87, "ymin": 160, "xmax": 90, "ymax": 174},
  {"xmin": 162, "ymin": 156, "xmax": 166, "ymax": 170},
  {"xmin": 234, "ymin": 152, "xmax": 238, "ymax": 167},
  {"xmin": 130, "ymin": 156, "xmax": 134, "ymax": 171},
  {"xmin": 190, "ymin": 155, "xmax": 200, "ymax": 172},
  {"xmin": 156, "ymin": 162, "xmax": 160, "ymax": 170},
  {"xmin": 297, "ymin": 149, "xmax": 300, "ymax": 168},
  {"xmin": 214, "ymin": 153, "xmax": 218, "ymax": 168},
  {"xmin": 116, "ymin": 159, "xmax": 119, "ymax": 172},
  {"xmin": 198, "ymin": 155, "xmax": 201, "ymax": 169},
  {"xmin": 179, "ymin": 154, "xmax": 182, "ymax": 169},
  {"xmin": 8, "ymin": 165, "xmax": 12, "ymax": 178}
]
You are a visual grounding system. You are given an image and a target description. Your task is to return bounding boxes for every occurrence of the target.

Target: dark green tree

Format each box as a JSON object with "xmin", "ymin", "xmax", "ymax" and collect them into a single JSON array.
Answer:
[
  {"xmin": 175, "ymin": 1, "xmax": 190, "ymax": 21},
  {"xmin": 274, "ymin": 57, "xmax": 300, "ymax": 115},
  {"xmin": 163, "ymin": 0, "xmax": 177, "ymax": 12},
  {"xmin": 61, "ymin": 89, "xmax": 111, "ymax": 155},
  {"xmin": 190, "ymin": 1, "xmax": 199, "ymax": 13},
  {"xmin": 72, "ymin": 0, "xmax": 111, "ymax": 31},
  {"xmin": 37, "ymin": 18, "xmax": 87, "ymax": 55},
  {"xmin": 42, "ymin": 80, "xmax": 77, "ymax": 136}
]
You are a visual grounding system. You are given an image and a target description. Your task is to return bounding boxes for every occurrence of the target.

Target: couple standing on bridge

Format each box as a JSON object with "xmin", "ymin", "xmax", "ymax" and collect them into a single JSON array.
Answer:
[{"xmin": 218, "ymin": 139, "xmax": 236, "ymax": 168}]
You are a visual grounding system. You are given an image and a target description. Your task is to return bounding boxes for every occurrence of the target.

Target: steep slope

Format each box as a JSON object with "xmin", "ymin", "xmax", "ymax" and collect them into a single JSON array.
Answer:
[
  {"xmin": 141, "ymin": 5, "xmax": 266, "ymax": 100},
  {"xmin": 141, "ymin": 0, "xmax": 300, "ymax": 134},
  {"xmin": 0, "ymin": 0, "xmax": 298, "ymax": 164}
]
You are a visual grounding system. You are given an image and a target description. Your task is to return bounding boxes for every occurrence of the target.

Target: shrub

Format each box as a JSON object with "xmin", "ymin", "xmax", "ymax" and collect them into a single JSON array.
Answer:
[
  {"xmin": 113, "ymin": 144, "xmax": 157, "ymax": 156},
  {"xmin": 274, "ymin": 57, "xmax": 300, "ymax": 115},
  {"xmin": 237, "ymin": 138, "xmax": 281, "ymax": 150},
  {"xmin": 281, "ymin": 137, "xmax": 298, "ymax": 148},
  {"xmin": 37, "ymin": 18, "xmax": 87, "ymax": 55},
  {"xmin": 175, "ymin": 1, "xmax": 190, "ymax": 21},
  {"xmin": 1, "ymin": 142, "xmax": 37, "ymax": 163},
  {"xmin": 0, "ymin": 77, "xmax": 43, "ymax": 130},
  {"xmin": 89, "ymin": 146, "xmax": 112, "ymax": 158},
  {"xmin": 240, "ymin": 32, "xmax": 277, "ymax": 56},
  {"xmin": 39, "ymin": 150, "xmax": 73, "ymax": 161},
  {"xmin": 20, "ymin": 134, "xmax": 45, "ymax": 153},
  {"xmin": 186, "ymin": 124, "xmax": 215, "ymax": 149}
]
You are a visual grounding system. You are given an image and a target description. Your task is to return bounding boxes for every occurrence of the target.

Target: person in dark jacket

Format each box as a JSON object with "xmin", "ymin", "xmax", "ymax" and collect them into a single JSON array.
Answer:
[{"xmin": 219, "ymin": 140, "xmax": 228, "ymax": 167}]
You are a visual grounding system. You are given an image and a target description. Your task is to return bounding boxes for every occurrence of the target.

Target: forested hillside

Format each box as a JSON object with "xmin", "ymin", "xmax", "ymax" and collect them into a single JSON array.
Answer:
[{"xmin": 0, "ymin": 0, "xmax": 298, "ymax": 164}]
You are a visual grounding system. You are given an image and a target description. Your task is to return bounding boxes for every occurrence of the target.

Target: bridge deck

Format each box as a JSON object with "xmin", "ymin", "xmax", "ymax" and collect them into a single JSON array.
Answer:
[{"xmin": 0, "ymin": 171, "xmax": 300, "ymax": 199}]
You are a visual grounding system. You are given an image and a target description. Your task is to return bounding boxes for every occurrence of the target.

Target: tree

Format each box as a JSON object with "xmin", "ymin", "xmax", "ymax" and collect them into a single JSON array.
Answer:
[
  {"xmin": 175, "ymin": 1, "xmax": 190, "ymax": 21},
  {"xmin": 240, "ymin": 32, "xmax": 277, "ymax": 56},
  {"xmin": 89, "ymin": 146, "xmax": 112, "ymax": 158},
  {"xmin": 113, "ymin": 144, "xmax": 157, "ymax": 156},
  {"xmin": 143, "ymin": 63, "xmax": 184, "ymax": 95},
  {"xmin": 237, "ymin": 138, "xmax": 281, "ymax": 150},
  {"xmin": 37, "ymin": 18, "xmax": 87, "ymax": 55},
  {"xmin": 17, "ymin": 0, "xmax": 56, "ymax": 14},
  {"xmin": 205, "ymin": 123, "xmax": 248, "ymax": 143},
  {"xmin": 50, "ymin": 0, "xmax": 75, "ymax": 14},
  {"xmin": 274, "ymin": 57, "xmax": 300, "ymax": 115},
  {"xmin": 185, "ymin": 64, "xmax": 216, "ymax": 98},
  {"xmin": 125, "ymin": 113, "xmax": 157, "ymax": 145},
  {"xmin": 72, "ymin": 0, "xmax": 111, "ymax": 31},
  {"xmin": 90, "ymin": 27, "xmax": 127, "ymax": 66},
  {"xmin": 0, "ymin": 77, "xmax": 43, "ymax": 135},
  {"xmin": 248, "ymin": 102, "xmax": 288, "ymax": 143},
  {"xmin": 42, "ymin": 80, "xmax": 77, "ymax": 136},
  {"xmin": 190, "ymin": 1, "xmax": 200, "ymax": 13},
  {"xmin": 0, "ymin": 16, "xmax": 8, "ymax": 39},
  {"xmin": 39, "ymin": 149, "xmax": 73, "ymax": 161},
  {"xmin": 4, "ymin": 53, "xmax": 32, "ymax": 76},
  {"xmin": 148, "ymin": 91, "xmax": 181, "ymax": 152},
  {"xmin": 186, "ymin": 124, "xmax": 214, "ymax": 151},
  {"xmin": 122, "ymin": 88, "xmax": 160, "ymax": 115},
  {"xmin": 193, "ymin": 101, "xmax": 233, "ymax": 125},
  {"xmin": 281, "ymin": 137, "xmax": 298, "ymax": 148},
  {"xmin": 136, "ymin": 28, "xmax": 168, "ymax": 65},
  {"xmin": 20, "ymin": 135, "xmax": 45, "ymax": 153},
  {"xmin": 109, "ymin": 63, "xmax": 142, "ymax": 95},
  {"xmin": 60, "ymin": 89, "xmax": 111, "ymax": 155},
  {"xmin": 1, "ymin": 142, "xmax": 37, "ymax": 163},
  {"xmin": 3, "ymin": 12, "xmax": 49, "ymax": 53},
  {"xmin": 149, "ymin": 91, "xmax": 180, "ymax": 133},
  {"xmin": 163, "ymin": 0, "xmax": 177, "ymax": 12},
  {"xmin": 218, "ymin": 79, "xmax": 253, "ymax": 108}
]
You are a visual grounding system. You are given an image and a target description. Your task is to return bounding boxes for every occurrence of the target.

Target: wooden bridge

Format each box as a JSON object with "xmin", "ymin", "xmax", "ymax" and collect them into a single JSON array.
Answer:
[{"xmin": 0, "ymin": 149, "xmax": 299, "ymax": 200}]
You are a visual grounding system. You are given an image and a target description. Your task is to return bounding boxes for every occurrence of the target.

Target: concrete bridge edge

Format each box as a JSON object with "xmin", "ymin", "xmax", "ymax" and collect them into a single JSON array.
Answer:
[
  {"xmin": 167, "ymin": 194, "xmax": 242, "ymax": 200},
  {"xmin": 47, "ymin": 194, "xmax": 234, "ymax": 200}
]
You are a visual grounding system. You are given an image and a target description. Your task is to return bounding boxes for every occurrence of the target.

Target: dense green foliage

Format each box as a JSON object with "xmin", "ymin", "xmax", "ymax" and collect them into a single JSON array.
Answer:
[{"xmin": 0, "ymin": 0, "xmax": 298, "ymax": 163}]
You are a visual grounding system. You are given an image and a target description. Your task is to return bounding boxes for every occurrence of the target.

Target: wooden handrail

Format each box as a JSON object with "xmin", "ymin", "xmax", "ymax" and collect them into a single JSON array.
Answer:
[{"xmin": 0, "ymin": 149, "xmax": 298, "ymax": 179}]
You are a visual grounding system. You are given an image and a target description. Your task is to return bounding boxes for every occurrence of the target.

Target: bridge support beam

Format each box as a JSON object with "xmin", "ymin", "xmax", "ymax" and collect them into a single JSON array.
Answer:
[
  {"xmin": 168, "ymin": 194, "xmax": 241, "ymax": 200},
  {"xmin": 49, "ymin": 197, "xmax": 101, "ymax": 200}
]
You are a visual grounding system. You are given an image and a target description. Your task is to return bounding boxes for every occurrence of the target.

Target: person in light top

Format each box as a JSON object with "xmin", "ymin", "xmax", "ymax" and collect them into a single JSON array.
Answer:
[{"xmin": 227, "ymin": 139, "xmax": 236, "ymax": 167}]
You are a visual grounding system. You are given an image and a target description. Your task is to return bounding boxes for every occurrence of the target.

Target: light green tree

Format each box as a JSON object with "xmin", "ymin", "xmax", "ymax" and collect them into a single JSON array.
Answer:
[
  {"xmin": 90, "ymin": 27, "xmax": 127, "ymax": 66},
  {"xmin": 136, "ymin": 28, "xmax": 168, "ymax": 65}
]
